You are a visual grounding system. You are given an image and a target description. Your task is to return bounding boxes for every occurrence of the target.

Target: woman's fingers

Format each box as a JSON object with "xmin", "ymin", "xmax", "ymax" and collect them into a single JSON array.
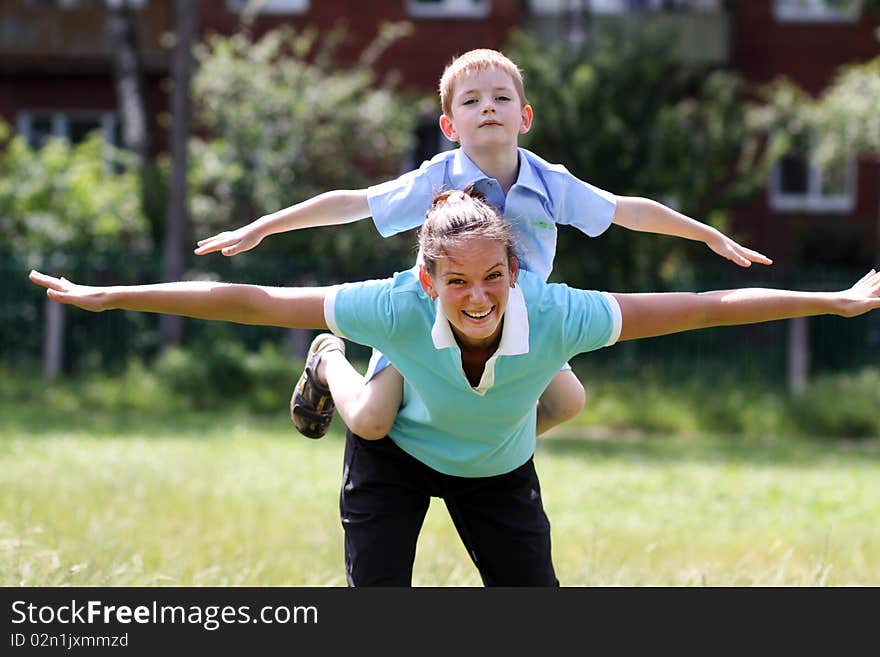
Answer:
[{"xmin": 28, "ymin": 270, "xmax": 67, "ymax": 291}]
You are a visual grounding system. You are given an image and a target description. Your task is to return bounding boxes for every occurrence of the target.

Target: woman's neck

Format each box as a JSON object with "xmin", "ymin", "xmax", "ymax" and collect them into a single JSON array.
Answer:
[
  {"xmin": 462, "ymin": 145, "xmax": 520, "ymax": 196},
  {"xmin": 452, "ymin": 326, "xmax": 503, "ymax": 388}
]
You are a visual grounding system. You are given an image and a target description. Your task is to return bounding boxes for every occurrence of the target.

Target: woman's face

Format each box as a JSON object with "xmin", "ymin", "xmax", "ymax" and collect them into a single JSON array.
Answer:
[{"xmin": 420, "ymin": 237, "xmax": 518, "ymax": 351}]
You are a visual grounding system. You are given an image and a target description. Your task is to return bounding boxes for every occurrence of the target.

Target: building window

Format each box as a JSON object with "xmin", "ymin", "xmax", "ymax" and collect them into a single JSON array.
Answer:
[
  {"xmin": 769, "ymin": 136, "xmax": 856, "ymax": 213},
  {"xmin": 225, "ymin": 0, "xmax": 308, "ymax": 15},
  {"xmin": 774, "ymin": 0, "xmax": 862, "ymax": 22},
  {"xmin": 528, "ymin": 0, "xmax": 720, "ymax": 13},
  {"xmin": 16, "ymin": 111, "xmax": 119, "ymax": 149},
  {"xmin": 26, "ymin": 0, "xmax": 147, "ymax": 8},
  {"xmin": 406, "ymin": 0, "xmax": 491, "ymax": 19}
]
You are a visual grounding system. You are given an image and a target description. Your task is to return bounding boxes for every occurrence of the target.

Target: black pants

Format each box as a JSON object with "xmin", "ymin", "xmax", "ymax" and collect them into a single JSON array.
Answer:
[{"xmin": 340, "ymin": 430, "xmax": 559, "ymax": 587}]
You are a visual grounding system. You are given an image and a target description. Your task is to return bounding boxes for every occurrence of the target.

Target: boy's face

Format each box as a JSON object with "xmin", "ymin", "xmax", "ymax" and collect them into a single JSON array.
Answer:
[{"xmin": 440, "ymin": 68, "xmax": 532, "ymax": 152}]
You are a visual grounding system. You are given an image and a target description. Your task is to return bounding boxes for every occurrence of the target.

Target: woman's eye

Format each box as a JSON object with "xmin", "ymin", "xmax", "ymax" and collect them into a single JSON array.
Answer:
[{"xmin": 487, "ymin": 272, "xmax": 502, "ymax": 280}]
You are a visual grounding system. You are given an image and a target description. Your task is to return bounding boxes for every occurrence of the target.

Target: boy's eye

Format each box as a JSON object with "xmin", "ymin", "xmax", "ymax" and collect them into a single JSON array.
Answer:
[
  {"xmin": 462, "ymin": 98, "xmax": 477, "ymax": 105},
  {"xmin": 496, "ymin": 95, "xmax": 511, "ymax": 102}
]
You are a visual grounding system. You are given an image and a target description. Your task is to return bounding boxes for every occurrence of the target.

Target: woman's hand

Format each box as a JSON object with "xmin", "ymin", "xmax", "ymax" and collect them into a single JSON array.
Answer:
[
  {"xmin": 28, "ymin": 270, "xmax": 111, "ymax": 312},
  {"xmin": 835, "ymin": 269, "xmax": 880, "ymax": 317}
]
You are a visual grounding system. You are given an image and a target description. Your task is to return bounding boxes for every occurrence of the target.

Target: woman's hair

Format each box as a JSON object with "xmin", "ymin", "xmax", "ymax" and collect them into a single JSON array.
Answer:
[
  {"xmin": 438, "ymin": 48, "xmax": 527, "ymax": 117},
  {"xmin": 418, "ymin": 187, "xmax": 519, "ymax": 274}
]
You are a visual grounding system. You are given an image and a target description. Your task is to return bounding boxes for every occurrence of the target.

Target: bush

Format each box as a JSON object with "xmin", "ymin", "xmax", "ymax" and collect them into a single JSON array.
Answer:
[{"xmin": 790, "ymin": 369, "xmax": 880, "ymax": 438}]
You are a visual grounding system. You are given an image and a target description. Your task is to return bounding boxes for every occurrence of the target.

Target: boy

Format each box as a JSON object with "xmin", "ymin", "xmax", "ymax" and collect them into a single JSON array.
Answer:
[{"xmin": 195, "ymin": 48, "xmax": 771, "ymax": 440}]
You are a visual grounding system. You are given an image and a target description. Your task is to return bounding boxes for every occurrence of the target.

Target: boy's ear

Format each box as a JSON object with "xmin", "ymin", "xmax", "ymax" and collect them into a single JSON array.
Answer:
[
  {"xmin": 439, "ymin": 114, "xmax": 459, "ymax": 143},
  {"xmin": 419, "ymin": 265, "xmax": 438, "ymax": 299},
  {"xmin": 519, "ymin": 104, "xmax": 533, "ymax": 135}
]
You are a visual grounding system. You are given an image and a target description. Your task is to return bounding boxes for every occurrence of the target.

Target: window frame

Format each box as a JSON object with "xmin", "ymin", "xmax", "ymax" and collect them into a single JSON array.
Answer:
[
  {"xmin": 768, "ymin": 140, "xmax": 857, "ymax": 214},
  {"xmin": 16, "ymin": 110, "xmax": 119, "ymax": 149},
  {"xmin": 773, "ymin": 0, "xmax": 862, "ymax": 23},
  {"xmin": 225, "ymin": 0, "xmax": 309, "ymax": 16},
  {"xmin": 406, "ymin": 0, "xmax": 491, "ymax": 20}
]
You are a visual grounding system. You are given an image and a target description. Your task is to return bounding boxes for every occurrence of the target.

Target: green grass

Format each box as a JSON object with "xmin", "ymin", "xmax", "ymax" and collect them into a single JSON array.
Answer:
[{"xmin": 2, "ymin": 407, "xmax": 879, "ymax": 586}]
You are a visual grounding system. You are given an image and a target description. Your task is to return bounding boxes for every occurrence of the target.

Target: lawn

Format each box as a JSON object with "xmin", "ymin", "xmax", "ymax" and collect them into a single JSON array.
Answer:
[{"xmin": 2, "ymin": 407, "xmax": 878, "ymax": 586}]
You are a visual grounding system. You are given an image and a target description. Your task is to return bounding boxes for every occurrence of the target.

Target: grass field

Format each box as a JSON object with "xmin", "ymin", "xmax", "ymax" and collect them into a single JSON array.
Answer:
[{"xmin": 2, "ymin": 406, "xmax": 878, "ymax": 586}]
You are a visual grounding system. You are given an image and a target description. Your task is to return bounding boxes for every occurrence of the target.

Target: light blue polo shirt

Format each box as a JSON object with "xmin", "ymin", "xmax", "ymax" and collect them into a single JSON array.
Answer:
[
  {"xmin": 366, "ymin": 147, "xmax": 617, "ymax": 281},
  {"xmin": 324, "ymin": 268, "xmax": 621, "ymax": 478}
]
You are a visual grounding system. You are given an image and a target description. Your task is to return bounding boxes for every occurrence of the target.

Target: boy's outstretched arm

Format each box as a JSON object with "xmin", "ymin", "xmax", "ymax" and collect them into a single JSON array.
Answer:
[
  {"xmin": 195, "ymin": 189, "xmax": 371, "ymax": 257},
  {"xmin": 28, "ymin": 271, "xmax": 328, "ymax": 330},
  {"xmin": 612, "ymin": 196, "xmax": 772, "ymax": 268},
  {"xmin": 613, "ymin": 269, "xmax": 880, "ymax": 342}
]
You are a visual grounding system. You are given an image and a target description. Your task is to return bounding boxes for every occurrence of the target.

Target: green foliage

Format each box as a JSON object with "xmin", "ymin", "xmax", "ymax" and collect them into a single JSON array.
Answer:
[
  {"xmin": 151, "ymin": 340, "xmax": 299, "ymax": 413},
  {"xmin": 189, "ymin": 23, "xmax": 422, "ymax": 280},
  {"xmin": 506, "ymin": 29, "xmax": 777, "ymax": 290},
  {"xmin": 789, "ymin": 369, "xmax": 880, "ymax": 438},
  {"xmin": 573, "ymin": 365, "xmax": 879, "ymax": 439},
  {"xmin": 0, "ymin": 121, "xmax": 151, "ymax": 264},
  {"xmin": 4, "ymin": 361, "xmax": 878, "ymax": 439}
]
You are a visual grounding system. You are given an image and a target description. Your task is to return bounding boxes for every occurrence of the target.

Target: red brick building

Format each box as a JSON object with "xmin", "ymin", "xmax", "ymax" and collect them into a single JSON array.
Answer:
[{"xmin": 1, "ymin": 0, "xmax": 877, "ymax": 266}]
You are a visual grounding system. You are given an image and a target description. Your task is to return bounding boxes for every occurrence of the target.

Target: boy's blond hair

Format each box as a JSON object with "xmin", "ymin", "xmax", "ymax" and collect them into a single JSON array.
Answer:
[{"xmin": 438, "ymin": 49, "xmax": 528, "ymax": 117}]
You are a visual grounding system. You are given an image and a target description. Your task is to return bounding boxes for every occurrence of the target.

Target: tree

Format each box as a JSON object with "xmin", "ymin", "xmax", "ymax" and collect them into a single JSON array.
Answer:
[
  {"xmin": 804, "ymin": 44, "xmax": 880, "ymax": 263},
  {"xmin": 159, "ymin": 0, "xmax": 199, "ymax": 349},
  {"xmin": 0, "ymin": 123, "xmax": 149, "ymax": 375},
  {"xmin": 188, "ymin": 23, "xmax": 420, "ymax": 283}
]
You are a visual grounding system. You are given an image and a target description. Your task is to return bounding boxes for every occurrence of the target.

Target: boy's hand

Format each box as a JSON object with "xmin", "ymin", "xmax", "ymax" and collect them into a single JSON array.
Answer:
[
  {"xmin": 29, "ymin": 270, "xmax": 109, "ymax": 312},
  {"xmin": 195, "ymin": 226, "xmax": 264, "ymax": 257},
  {"xmin": 706, "ymin": 233, "xmax": 773, "ymax": 268}
]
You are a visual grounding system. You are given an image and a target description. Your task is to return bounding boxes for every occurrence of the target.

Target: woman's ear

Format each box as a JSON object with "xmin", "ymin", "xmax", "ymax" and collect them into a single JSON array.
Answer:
[
  {"xmin": 509, "ymin": 256, "xmax": 520, "ymax": 286},
  {"xmin": 419, "ymin": 265, "xmax": 438, "ymax": 300},
  {"xmin": 439, "ymin": 114, "xmax": 459, "ymax": 143}
]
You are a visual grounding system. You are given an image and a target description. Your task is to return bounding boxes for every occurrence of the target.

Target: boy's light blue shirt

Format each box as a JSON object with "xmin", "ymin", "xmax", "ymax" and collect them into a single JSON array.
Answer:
[
  {"xmin": 366, "ymin": 147, "xmax": 617, "ymax": 281},
  {"xmin": 324, "ymin": 268, "xmax": 621, "ymax": 478}
]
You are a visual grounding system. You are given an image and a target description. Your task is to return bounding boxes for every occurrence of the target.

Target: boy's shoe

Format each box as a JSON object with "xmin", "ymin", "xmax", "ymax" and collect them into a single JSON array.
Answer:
[{"xmin": 290, "ymin": 333, "xmax": 346, "ymax": 439}]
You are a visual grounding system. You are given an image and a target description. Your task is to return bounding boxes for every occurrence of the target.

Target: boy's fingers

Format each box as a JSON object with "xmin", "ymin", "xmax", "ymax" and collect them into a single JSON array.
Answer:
[{"xmin": 741, "ymin": 247, "xmax": 772, "ymax": 265}]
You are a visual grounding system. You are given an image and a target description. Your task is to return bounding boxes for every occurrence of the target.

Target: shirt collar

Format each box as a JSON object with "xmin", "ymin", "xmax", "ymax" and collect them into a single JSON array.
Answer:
[
  {"xmin": 430, "ymin": 281, "xmax": 530, "ymax": 356},
  {"xmin": 449, "ymin": 148, "xmax": 548, "ymax": 202}
]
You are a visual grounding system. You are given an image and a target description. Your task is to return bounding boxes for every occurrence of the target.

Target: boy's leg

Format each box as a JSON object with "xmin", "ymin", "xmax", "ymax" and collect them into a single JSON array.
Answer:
[
  {"xmin": 318, "ymin": 353, "xmax": 403, "ymax": 440},
  {"xmin": 536, "ymin": 367, "xmax": 586, "ymax": 435}
]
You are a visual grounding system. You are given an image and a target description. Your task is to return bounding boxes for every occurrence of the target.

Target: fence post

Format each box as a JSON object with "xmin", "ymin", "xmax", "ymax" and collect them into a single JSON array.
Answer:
[
  {"xmin": 42, "ymin": 297, "xmax": 64, "ymax": 379},
  {"xmin": 787, "ymin": 316, "xmax": 809, "ymax": 393}
]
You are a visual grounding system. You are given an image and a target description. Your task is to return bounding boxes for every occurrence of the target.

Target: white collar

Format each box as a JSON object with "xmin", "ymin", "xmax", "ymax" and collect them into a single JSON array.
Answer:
[{"xmin": 430, "ymin": 282, "xmax": 530, "ymax": 356}]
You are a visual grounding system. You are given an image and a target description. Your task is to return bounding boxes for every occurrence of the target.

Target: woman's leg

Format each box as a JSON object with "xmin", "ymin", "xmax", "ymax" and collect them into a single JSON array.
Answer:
[
  {"xmin": 340, "ymin": 431, "xmax": 432, "ymax": 586},
  {"xmin": 536, "ymin": 368, "xmax": 586, "ymax": 435},
  {"xmin": 443, "ymin": 458, "xmax": 559, "ymax": 586}
]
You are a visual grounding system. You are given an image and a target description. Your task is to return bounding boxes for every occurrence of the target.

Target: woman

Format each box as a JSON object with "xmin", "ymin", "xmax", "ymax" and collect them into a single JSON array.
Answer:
[{"xmin": 29, "ymin": 190, "xmax": 880, "ymax": 586}]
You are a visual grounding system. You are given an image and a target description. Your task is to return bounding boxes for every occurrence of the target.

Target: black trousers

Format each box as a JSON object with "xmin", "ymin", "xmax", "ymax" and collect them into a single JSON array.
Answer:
[{"xmin": 340, "ymin": 430, "xmax": 559, "ymax": 587}]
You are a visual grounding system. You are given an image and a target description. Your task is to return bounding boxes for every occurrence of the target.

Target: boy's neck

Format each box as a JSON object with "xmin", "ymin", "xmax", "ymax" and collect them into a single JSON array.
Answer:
[{"xmin": 462, "ymin": 145, "xmax": 519, "ymax": 196}]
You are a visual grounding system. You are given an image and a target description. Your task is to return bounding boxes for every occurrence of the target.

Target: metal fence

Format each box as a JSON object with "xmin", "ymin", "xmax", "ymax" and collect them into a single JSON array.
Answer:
[{"xmin": 3, "ymin": 250, "xmax": 879, "ymax": 385}]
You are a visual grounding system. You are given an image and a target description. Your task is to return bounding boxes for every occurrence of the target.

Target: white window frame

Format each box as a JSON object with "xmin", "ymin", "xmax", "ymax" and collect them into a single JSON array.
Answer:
[
  {"xmin": 529, "ymin": 0, "xmax": 720, "ymax": 15},
  {"xmin": 16, "ymin": 110, "xmax": 118, "ymax": 148},
  {"xmin": 406, "ymin": 0, "xmax": 491, "ymax": 20},
  {"xmin": 225, "ymin": 0, "xmax": 308, "ymax": 15},
  {"xmin": 26, "ymin": 0, "xmax": 147, "ymax": 8},
  {"xmin": 768, "ymin": 141, "xmax": 856, "ymax": 214},
  {"xmin": 774, "ymin": 0, "xmax": 862, "ymax": 23}
]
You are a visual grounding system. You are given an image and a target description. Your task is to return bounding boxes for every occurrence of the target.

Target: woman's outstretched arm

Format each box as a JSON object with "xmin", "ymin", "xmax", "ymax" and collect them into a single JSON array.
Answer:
[
  {"xmin": 28, "ymin": 270, "xmax": 329, "ymax": 330},
  {"xmin": 613, "ymin": 269, "xmax": 880, "ymax": 342}
]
